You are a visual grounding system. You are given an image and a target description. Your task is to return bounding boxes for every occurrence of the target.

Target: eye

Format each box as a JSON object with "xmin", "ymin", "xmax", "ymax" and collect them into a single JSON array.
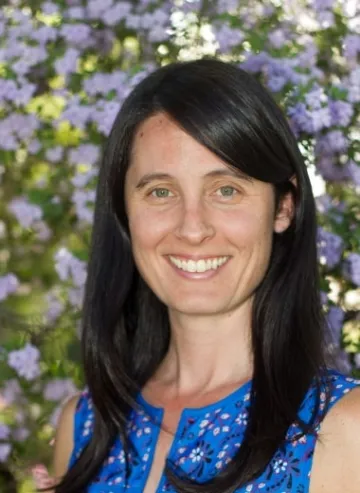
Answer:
[
  {"xmin": 149, "ymin": 188, "xmax": 174, "ymax": 198},
  {"xmin": 215, "ymin": 186, "xmax": 239, "ymax": 198}
]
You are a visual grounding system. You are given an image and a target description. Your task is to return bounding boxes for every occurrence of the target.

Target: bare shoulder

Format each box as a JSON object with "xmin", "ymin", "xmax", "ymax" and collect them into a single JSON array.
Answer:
[
  {"xmin": 52, "ymin": 393, "xmax": 82, "ymax": 479},
  {"xmin": 310, "ymin": 386, "xmax": 360, "ymax": 493}
]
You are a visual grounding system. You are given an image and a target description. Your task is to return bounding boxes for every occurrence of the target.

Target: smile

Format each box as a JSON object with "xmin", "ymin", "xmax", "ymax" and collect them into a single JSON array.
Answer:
[{"xmin": 168, "ymin": 256, "xmax": 230, "ymax": 273}]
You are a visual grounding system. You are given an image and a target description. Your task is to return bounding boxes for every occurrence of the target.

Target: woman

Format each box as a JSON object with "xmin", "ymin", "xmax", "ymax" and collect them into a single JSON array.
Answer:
[{"xmin": 39, "ymin": 57, "xmax": 360, "ymax": 492}]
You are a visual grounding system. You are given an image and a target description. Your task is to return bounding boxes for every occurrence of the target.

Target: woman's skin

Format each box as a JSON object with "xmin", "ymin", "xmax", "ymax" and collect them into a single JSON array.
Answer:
[{"xmin": 47, "ymin": 113, "xmax": 360, "ymax": 493}]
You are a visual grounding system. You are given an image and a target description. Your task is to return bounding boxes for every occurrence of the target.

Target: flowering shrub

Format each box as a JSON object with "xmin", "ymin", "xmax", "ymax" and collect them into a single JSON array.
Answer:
[{"xmin": 0, "ymin": 0, "xmax": 359, "ymax": 489}]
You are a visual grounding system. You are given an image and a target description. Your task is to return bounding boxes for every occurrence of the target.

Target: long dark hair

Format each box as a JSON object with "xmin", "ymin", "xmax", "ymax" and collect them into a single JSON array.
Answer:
[{"xmin": 50, "ymin": 57, "xmax": 330, "ymax": 492}]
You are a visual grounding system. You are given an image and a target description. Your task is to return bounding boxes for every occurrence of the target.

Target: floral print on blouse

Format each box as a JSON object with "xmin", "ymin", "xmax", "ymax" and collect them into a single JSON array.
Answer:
[{"xmin": 67, "ymin": 369, "xmax": 360, "ymax": 492}]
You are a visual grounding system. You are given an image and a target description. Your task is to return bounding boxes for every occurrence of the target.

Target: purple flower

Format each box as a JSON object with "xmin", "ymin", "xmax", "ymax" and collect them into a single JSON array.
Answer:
[
  {"xmin": 0, "ymin": 274, "xmax": 19, "ymax": 301},
  {"xmin": 343, "ymin": 34, "xmax": 360, "ymax": 60},
  {"xmin": 265, "ymin": 58, "xmax": 302, "ymax": 86},
  {"xmin": 87, "ymin": 0, "xmax": 113, "ymax": 19},
  {"xmin": 23, "ymin": 45, "xmax": 48, "ymax": 66},
  {"xmin": 329, "ymin": 100, "xmax": 354, "ymax": 127},
  {"xmin": 342, "ymin": 254, "xmax": 360, "ymax": 287},
  {"xmin": 45, "ymin": 292, "xmax": 64, "ymax": 323},
  {"xmin": 65, "ymin": 6, "xmax": 86, "ymax": 19},
  {"xmin": 288, "ymin": 103, "xmax": 312, "ymax": 134},
  {"xmin": 7, "ymin": 343, "xmax": 41, "ymax": 381},
  {"xmin": 41, "ymin": 1, "xmax": 59, "ymax": 15},
  {"xmin": 0, "ymin": 80, "xmax": 17, "ymax": 103},
  {"xmin": 0, "ymin": 444, "xmax": 11, "ymax": 463},
  {"xmin": 240, "ymin": 52, "xmax": 270, "ymax": 73},
  {"xmin": 91, "ymin": 100, "xmax": 121, "ymax": 135},
  {"xmin": 125, "ymin": 14, "xmax": 141, "ymax": 29},
  {"xmin": 12, "ymin": 427, "xmax": 30, "ymax": 442},
  {"xmin": 68, "ymin": 143, "xmax": 100, "ymax": 166},
  {"xmin": 43, "ymin": 378, "xmax": 78, "ymax": 401},
  {"xmin": 317, "ymin": 227, "xmax": 344, "ymax": 268},
  {"xmin": 326, "ymin": 306, "xmax": 345, "ymax": 343},
  {"xmin": 213, "ymin": 24, "xmax": 245, "ymax": 52},
  {"xmin": 315, "ymin": 130, "xmax": 349, "ymax": 156},
  {"xmin": 12, "ymin": 59, "xmax": 31, "ymax": 75},
  {"xmin": 148, "ymin": 25, "xmax": 170, "ymax": 43},
  {"xmin": 8, "ymin": 197, "xmax": 43, "ymax": 228},
  {"xmin": 267, "ymin": 75, "xmax": 287, "ymax": 92},
  {"xmin": 312, "ymin": 0, "xmax": 335, "ymax": 11},
  {"xmin": 320, "ymin": 290, "xmax": 328, "ymax": 306},
  {"xmin": 46, "ymin": 146, "xmax": 64, "ymax": 163},
  {"xmin": 101, "ymin": 2, "xmax": 132, "ymax": 26},
  {"xmin": 315, "ymin": 194, "xmax": 332, "ymax": 214},
  {"xmin": 54, "ymin": 247, "xmax": 88, "ymax": 287},
  {"xmin": 12, "ymin": 83, "xmax": 37, "ymax": 106},
  {"xmin": 216, "ymin": 0, "xmax": 239, "ymax": 14},
  {"xmin": 68, "ymin": 286, "xmax": 85, "ymax": 308},
  {"xmin": 140, "ymin": 12, "xmax": 155, "ymax": 30},
  {"xmin": 345, "ymin": 68, "xmax": 360, "ymax": 103},
  {"xmin": 288, "ymin": 103, "xmax": 331, "ymax": 134},
  {"xmin": 54, "ymin": 48, "xmax": 80, "ymax": 76},
  {"xmin": 308, "ymin": 107, "xmax": 332, "ymax": 132},
  {"xmin": 0, "ymin": 133, "xmax": 17, "ymax": 150},
  {"xmin": 71, "ymin": 189, "xmax": 96, "ymax": 224},
  {"xmin": 316, "ymin": 10, "xmax": 335, "ymax": 28},
  {"xmin": 83, "ymin": 71, "xmax": 127, "ymax": 97},
  {"xmin": 10, "ymin": 114, "xmax": 40, "ymax": 140},
  {"xmin": 316, "ymin": 155, "xmax": 350, "ymax": 182},
  {"xmin": 59, "ymin": 100, "xmax": 93, "ymax": 130},
  {"xmin": 305, "ymin": 85, "xmax": 327, "ymax": 110},
  {"xmin": 71, "ymin": 165, "xmax": 97, "ymax": 187},
  {"xmin": 296, "ymin": 39, "xmax": 318, "ymax": 69},
  {"xmin": 348, "ymin": 160, "xmax": 360, "ymax": 186},
  {"xmin": 27, "ymin": 139, "xmax": 42, "ymax": 154},
  {"xmin": 33, "ymin": 221, "xmax": 52, "ymax": 241},
  {"xmin": 268, "ymin": 29, "xmax": 288, "ymax": 49},
  {"xmin": 61, "ymin": 24, "xmax": 93, "ymax": 48},
  {"xmin": 0, "ymin": 379, "xmax": 22, "ymax": 406},
  {"xmin": 0, "ymin": 424, "xmax": 11, "ymax": 440},
  {"xmin": 31, "ymin": 25, "xmax": 58, "ymax": 44}
]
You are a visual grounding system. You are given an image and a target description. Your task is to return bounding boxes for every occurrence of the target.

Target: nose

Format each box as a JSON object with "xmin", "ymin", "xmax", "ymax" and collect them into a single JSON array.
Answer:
[{"xmin": 174, "ymin": 201, "xmax": 215, "ymax": 245}]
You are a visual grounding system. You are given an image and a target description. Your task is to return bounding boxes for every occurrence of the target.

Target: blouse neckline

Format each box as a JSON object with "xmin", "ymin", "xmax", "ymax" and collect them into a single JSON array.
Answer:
[{"xmin": 136, "ymin": 378, "xmax": 253, "ymax": 416}]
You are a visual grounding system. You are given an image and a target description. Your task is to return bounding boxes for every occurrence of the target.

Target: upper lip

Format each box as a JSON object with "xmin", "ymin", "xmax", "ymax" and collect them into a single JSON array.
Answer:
[{"xmin": 167, "ymin": 254, "xmax": 230, "ymax": 260}]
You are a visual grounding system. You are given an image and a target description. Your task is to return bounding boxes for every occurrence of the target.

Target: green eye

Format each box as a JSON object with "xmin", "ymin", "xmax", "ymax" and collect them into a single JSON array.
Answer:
[
  {"xmin": 151, "ymin": 188, "xmax": 172, "ymax": 198},
  {"xmin": 218, "ymin": 186, "xmax": 237, "ymax": 197}
]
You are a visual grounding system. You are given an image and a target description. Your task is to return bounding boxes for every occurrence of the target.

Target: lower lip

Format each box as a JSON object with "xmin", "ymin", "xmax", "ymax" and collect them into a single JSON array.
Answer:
[{"xmin": 166, "ymin": 257, "xmax": 231, "ymax": 280}]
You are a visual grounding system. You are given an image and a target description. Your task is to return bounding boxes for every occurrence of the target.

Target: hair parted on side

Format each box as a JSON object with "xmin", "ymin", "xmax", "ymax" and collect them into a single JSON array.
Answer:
[{"xmin": 44, "ymin": 56, "xmax": 331, "ymax": 493}]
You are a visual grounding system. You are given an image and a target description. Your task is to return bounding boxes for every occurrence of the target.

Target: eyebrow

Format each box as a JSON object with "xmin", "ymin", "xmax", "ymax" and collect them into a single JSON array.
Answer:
[{"xmin": 135, "ymin": 168, "xmax": 253, "ymax": 189}]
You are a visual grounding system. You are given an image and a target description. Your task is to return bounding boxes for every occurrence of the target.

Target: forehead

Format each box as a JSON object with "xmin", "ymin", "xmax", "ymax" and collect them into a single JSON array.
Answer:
[
  {"xmin": 132, "ymin": 113, "xmax": 184, "ymax": 148},
  {"xmin": 130, "ymin": 113, "xmax": 233, "ymax": 176}
]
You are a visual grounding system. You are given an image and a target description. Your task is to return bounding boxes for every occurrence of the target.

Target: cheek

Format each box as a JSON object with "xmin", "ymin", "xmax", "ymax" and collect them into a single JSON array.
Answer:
[
  {"xmin": 128, "ymin": 208, "xmax": 173, "ymax": 254},
  {"xmin": 222, "ymin": 208, "xmax": 273, "ymax": 246}
]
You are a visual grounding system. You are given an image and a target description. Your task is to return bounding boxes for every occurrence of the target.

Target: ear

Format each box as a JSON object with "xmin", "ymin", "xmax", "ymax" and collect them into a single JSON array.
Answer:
[{"xmin": 273, "ymin": 175, "xmax": 297, "ymax": 234}]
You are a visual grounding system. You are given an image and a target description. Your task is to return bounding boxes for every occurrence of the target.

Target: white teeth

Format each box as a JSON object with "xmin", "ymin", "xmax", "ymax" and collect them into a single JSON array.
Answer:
[{"xmin": 169, "ymin": 256, "xmax": 229, "ymax": 273}]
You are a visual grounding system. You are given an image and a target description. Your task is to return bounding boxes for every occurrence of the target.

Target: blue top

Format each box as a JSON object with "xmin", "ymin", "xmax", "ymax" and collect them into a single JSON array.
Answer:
[{"xmin": 68, "ymin": 369, "xmax": 360, "ymax": 492}]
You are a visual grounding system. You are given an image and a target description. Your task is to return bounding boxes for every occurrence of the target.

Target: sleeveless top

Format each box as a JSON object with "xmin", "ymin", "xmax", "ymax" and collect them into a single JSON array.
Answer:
[{"xmin": 67, "ymin": 369, "xmax": 360, "ymax": 492}]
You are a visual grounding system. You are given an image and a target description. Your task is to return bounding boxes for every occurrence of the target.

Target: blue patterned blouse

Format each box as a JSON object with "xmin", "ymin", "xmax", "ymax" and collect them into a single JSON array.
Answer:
[{"xmin": 67, "ymin": 369, "xmax": 360, "ymax": 492}]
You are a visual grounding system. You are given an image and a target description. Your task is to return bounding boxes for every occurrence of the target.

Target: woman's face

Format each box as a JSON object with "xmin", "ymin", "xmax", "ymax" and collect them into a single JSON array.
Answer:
[{"xmin": 125, "ymin": 113, "xmax": 292, "ymax": 317}]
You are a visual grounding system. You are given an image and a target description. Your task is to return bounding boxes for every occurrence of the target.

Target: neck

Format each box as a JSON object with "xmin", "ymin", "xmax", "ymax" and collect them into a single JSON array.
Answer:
[{"xmin": 153, "ymin": 298, "xmax": 254, "ymax": 396}]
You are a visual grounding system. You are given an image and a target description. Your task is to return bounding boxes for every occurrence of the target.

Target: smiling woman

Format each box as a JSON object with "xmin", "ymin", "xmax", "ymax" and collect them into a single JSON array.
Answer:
[{"xmin": 42, "ymin": 57, "xmax": 360, "ymax": 493}]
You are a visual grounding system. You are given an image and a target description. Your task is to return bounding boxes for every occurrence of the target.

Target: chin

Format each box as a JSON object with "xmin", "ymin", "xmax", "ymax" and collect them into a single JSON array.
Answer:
[{"xmin": 168, "ymin": 298, "xmax": 229, "ymax": 317}]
